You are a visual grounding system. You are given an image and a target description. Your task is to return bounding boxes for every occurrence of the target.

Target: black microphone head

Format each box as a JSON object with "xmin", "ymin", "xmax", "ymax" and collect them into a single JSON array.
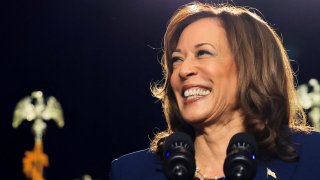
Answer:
[
  {"xmin": 163, "ymin": 132, "xmax": 195, "ymax": 156},
  {"xmin": 226, "ymin": 132, "xmax": 257, "ymax": 155},
  {"xmin": 224, "ymin": 132, "xmax": 258, "ymax": 180},
  {"xmin": 162, "ymin": 132, "xmax": 196, "ymax": 180}
]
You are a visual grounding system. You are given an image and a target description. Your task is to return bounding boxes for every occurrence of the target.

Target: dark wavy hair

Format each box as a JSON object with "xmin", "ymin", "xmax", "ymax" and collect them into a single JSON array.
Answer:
[{"xmin": 150, "ymin": 2, "xmax": 310, "ymax": 161}]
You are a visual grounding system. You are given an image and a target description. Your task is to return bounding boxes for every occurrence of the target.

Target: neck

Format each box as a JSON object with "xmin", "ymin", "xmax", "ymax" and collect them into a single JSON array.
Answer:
[{"xmin": 194, "ymin": 110, "xmax": 245, "ymax": 178}]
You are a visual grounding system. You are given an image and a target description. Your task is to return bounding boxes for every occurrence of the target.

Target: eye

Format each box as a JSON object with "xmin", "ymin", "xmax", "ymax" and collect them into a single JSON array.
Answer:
[
  {"xmin": 197, "ymin": 50, "xmax": 213, "ymax": 57},
  {"xmin": 171, "ymin": 56, "xmax": 183, "ymax": 63}
]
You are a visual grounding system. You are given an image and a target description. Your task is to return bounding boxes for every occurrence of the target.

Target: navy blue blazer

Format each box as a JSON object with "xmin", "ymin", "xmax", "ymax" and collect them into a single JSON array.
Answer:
[{"xmin": 110, "ymin": 132, "xmax": 320, "ymax": 180}]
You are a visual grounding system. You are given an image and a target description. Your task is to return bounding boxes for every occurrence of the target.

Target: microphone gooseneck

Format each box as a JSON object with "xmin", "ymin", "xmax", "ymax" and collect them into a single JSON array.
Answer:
[
  {"xmin": 223, "ymin": 132, "xmax": 258, "ymax": 180},
  {"xmin": 162, "ymin": 132, "xmax": 196, "ymax": 180}
]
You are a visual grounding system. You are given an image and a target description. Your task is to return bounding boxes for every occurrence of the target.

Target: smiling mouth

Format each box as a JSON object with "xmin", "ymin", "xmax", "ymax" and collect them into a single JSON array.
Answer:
[{"xmin": 183, "ymin": 87, "xmax": 211, "ymax": 103}]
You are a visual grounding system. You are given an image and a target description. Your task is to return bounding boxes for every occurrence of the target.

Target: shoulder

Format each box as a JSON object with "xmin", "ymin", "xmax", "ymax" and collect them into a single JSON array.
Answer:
[
  {"xmin": 109, "ymin": 149, "xmax": 166, "ymax": 180},
  {"xmin": 291, "ymin": 131, "xmax": 320, "ymax": 179},
  {"xmin": 254, "ymin": 131, "xmax": 320, "ymax": 180},
  {"xmin": 291, "ymin": 130, "xmax": 320, "ymax": 150},
  {"xmin": 113, "ymin": 149, "xmax": 157, "ymax": 163},
  {"xmin": 292, "ymin": 130, "xmax": 320, "ymax": 158}
]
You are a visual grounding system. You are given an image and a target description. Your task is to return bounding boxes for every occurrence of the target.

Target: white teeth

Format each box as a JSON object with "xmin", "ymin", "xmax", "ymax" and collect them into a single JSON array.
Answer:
[{"xmin": 183, "ymin": 87, "xmax": 210, "ymax": 97}]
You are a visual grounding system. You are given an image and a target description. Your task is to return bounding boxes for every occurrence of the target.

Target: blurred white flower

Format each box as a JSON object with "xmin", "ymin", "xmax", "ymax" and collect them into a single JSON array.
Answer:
[{"xmin": 297, "ymin": 78, "xmax": 320, "ymax": 130}]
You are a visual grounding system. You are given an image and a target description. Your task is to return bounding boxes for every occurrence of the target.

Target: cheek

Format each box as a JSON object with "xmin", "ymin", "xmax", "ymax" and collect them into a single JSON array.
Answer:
[{"xmin": 209, "ymin": 63, "xmax": 238, "ymax": 97}]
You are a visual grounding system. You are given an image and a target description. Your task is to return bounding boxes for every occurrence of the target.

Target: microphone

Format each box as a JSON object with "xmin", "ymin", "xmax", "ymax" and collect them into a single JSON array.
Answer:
[
  {"xmin": 223, "ymin": 132, "xmax": 257, "ymax": 180},
  {"xmin": 162, "ymin": 132, "xmax": 196, "ymax": 180}
]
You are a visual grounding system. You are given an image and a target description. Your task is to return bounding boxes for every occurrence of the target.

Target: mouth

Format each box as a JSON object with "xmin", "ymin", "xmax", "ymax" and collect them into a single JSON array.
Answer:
[{"xmin": 182, "ymin": 86, "xmax": 211, "ymax": 103}]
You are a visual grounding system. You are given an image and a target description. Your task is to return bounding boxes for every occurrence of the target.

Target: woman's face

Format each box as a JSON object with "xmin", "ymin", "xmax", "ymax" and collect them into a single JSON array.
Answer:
[{"xmin": 170, "ymin": 17, "xmax": 238, "ymax": 125}]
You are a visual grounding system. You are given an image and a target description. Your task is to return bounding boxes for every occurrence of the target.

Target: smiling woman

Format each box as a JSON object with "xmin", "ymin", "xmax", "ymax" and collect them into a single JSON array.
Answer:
[
  {"xmin": 109, "ymin": 2, "xmax": 320, "ymax": 180},
  {"xmin": 170, "ymin": 17, "xmax": 238, "ymax": 126}
]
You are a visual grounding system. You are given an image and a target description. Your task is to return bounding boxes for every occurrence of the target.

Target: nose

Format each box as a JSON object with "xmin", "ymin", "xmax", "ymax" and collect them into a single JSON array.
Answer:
[{"xmin": 178, "ymin": 57, "xmax": 198, "ymax": 80}]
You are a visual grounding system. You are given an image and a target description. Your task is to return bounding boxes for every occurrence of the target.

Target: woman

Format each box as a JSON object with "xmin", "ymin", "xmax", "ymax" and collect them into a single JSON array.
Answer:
[{"xmin": 110, "ymin": 2, "xmax": 320, "ymax": 180}]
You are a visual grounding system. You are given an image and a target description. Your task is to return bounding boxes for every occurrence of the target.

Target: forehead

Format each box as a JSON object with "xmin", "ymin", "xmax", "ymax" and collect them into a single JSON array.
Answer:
[{"xmin": 176, "ymin": 17, "xmax": 227, "ymax": 48}]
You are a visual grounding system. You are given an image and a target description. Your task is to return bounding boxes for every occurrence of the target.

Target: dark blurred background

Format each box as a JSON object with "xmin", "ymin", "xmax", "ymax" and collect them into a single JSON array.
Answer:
[{"xmin": 1, "ymin": 0, "xmax": 320, "ymax": 179}]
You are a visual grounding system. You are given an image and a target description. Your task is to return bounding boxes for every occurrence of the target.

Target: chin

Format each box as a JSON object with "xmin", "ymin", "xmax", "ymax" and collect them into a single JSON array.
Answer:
[{"xmin": 181, "ymin": 114, "xmax": 208, "ymax": 125}]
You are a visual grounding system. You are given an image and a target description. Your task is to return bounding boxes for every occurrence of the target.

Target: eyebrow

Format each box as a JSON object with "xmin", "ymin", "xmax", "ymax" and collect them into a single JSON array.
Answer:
[
  {"xmin": 172, "ymin": 43, "xmax": 216, "ymax": 53},
  {"xmin": 195, "ymin": 43, "xmax": 215, "ymax": 49}
]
